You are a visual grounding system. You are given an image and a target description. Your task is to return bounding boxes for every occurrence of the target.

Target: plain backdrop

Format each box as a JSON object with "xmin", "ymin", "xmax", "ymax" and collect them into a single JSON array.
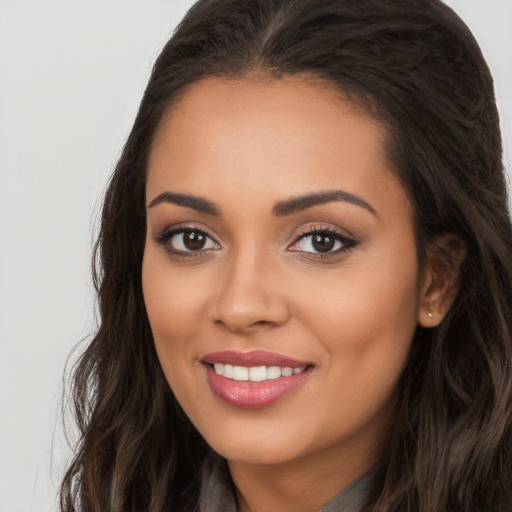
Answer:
[{"xmin": 0, "ymin": 1, "xmax": 510, "ymax": 511}]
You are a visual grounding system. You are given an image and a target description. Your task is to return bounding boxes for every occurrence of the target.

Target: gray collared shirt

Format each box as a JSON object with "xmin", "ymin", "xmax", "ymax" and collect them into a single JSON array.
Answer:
[{"xmin": 198, "ymin": 452, "xmax": 376, "ymax": 512}]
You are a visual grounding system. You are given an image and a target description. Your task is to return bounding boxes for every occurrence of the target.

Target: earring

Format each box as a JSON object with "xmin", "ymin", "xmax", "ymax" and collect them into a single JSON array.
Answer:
[{"xmin": 427, "ymin": 312, "xmax": 433, "ymax": 320}]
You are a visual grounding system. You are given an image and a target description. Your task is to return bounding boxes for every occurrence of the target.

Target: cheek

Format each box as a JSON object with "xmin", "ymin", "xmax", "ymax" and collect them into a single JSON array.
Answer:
[
  {"xmin": 142, "ymin": 247, "xmax": 202, "ymax": 360},
  {"xmin": 142, "ymin": 249, "xmax": 208, "ymax": 409},
  {"xmin": 293, "ymin": 244, "xmax": 421, "ymax": 375},
  {"xmin": 299, "ymin": 264, "xmax": 419, "ymax": 437}
]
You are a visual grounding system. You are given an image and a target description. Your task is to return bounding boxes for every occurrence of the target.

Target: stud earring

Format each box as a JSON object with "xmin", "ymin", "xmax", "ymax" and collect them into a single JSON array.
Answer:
[{"xmin": 427, "ymin": 312, "xmax": 433, "ymax": 320}]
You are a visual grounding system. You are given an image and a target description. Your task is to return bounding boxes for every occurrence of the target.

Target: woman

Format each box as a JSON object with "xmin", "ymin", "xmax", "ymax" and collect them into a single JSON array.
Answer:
[{"xmin": 60, "ymin": 0, "xmax": 512, "ymax": 510}]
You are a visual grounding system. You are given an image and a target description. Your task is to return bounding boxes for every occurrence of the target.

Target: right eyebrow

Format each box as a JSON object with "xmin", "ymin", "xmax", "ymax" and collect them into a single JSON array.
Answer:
[
  {"xmin": 147, "ymin": 191, "xmax": 221, "ymax": 216},
  {"xmin": 273, "ymin": 189, "xmax": 377, "ymax": 217}
]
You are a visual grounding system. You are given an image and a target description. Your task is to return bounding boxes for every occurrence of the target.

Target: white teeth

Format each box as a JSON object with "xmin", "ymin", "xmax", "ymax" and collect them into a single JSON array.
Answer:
[
  {"xmin": 232, "ymin": 366, "xmax": 249, "ymax": 381},
  {"xmin": 223, "ymin": 364, "xmax": 233, "ymax": 378},
  {"xmin": 281, "ymin": 367, "xmax": 293, "ymax": 377},
  {"xmin": 249, "ymin": 366, "xmax": 267, "ymax": 382},
  {"xmin": 212, "ymin": 363, "xmax": 308, "ymax": 381},
  {"xmin": 267, "ymin": 366, "xmax": 281, "ymax": 380}
]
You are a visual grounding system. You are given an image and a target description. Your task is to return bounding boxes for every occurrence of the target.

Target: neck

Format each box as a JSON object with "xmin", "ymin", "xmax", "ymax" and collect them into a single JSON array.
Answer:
[{"xmin": 228, "ymin": 439, "xmax": 379, "ymax": 512}]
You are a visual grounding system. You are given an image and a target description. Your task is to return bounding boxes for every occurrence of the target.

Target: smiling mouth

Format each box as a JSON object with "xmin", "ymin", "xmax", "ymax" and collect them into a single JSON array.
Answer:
[
  {"xmin": 201, "ymin": 351, "xmax": 315, "ymax": 408},
  {"xmin": 209, "ymin": 363, "xmax": 310, "ymax": 382}
]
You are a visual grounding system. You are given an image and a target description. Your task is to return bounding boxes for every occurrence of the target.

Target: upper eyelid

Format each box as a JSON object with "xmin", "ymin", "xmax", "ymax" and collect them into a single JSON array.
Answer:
[
  {"xmin": 154, "ymin": 223, "xmax": 218, "ymax": 240},
  {"xmin": 291, "ymin": 224, "xmax": 355, "ymax": 242},
  {"xmin": 291, "ymin": 231, "xmax": 354, "ymax": 245},
  {"xmin": 154, "ymin": 225, "xmax": 220, "ymax": 256},
  {"xmin": 153, "ymin": 223, "xmax": 356, "ymax": 247},
  {"xmin": 288, "ymin": 225, "xmax": 358, "ymax": 254}
]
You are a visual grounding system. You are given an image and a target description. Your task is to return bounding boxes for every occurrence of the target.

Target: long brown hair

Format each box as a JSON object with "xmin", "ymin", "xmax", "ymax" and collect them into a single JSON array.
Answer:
[{"xmin": 61, "ymin": 1, "xmax": 512, "ymax": 510}]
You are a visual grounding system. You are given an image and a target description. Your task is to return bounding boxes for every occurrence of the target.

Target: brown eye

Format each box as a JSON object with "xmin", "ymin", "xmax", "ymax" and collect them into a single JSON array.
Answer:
[
  {"xmin": 291, "ymin": 231, "xmax": 343, "ymax": 254},
  {"xmin": 160, "ymin": 229, "xmax": 219, "ymax": 253},
  {"xmin": 288, "ymin": 228, "xmax": 357, "ymax": 258},
  {"xmin": 183, "ymin": 231, "xmax": 207, "ymax": 250},
  {"xmin": 312, "ymin": 233, "xmax": 336, "ymax": 253}
]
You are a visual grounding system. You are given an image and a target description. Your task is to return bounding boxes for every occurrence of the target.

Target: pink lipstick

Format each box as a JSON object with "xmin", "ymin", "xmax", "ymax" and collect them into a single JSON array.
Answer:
[{"xmin": 202, "ymin": 350, "xmax": 314, "ymax": 409}]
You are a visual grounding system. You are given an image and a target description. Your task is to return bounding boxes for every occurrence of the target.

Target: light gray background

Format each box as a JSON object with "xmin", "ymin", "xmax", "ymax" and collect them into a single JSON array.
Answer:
[{"xmin": 0, "ymin": 1, "xmax": 510, "ymax": 511}]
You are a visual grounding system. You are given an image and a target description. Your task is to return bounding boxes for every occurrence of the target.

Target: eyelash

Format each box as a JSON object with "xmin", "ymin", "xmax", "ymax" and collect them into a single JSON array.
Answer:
[
  {"xmin": 288, "ymin": 226, "xmax": 358, "ymax": 260},
  {"xmin": 154, "ymin": 225, "xmax": 358, "ymax": 260},
  {"xmin": 154, "ymin": 225, "xmax": 220, "ymax": 258}
]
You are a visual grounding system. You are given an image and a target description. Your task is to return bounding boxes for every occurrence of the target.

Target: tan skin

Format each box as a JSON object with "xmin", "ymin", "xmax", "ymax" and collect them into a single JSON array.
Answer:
[{"xmin": 142, "ymin": 76, "xmax": 462, "ymax": 512}]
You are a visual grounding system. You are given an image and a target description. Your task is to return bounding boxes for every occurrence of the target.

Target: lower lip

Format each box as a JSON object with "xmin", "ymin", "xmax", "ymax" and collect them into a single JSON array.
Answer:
[{"xmin": 204, "ymin": 364, "xmax": 313, "ymax": 409}]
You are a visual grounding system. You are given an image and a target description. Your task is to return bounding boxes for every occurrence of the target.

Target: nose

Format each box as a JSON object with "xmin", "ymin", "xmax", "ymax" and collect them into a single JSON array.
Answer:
[{"xmin": 209, "ymin": 248, "xmax": 290, "ymax": 334}]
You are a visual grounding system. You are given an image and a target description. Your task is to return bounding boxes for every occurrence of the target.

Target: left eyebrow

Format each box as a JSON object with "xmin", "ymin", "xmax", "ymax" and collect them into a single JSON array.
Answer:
[
  {"xmin": 148, "ymin": 191, "xmax": 221, "ymax": 216},
  {"xmin": 273, "ymin": 189, "xmax": 377, "ymax": 217}
]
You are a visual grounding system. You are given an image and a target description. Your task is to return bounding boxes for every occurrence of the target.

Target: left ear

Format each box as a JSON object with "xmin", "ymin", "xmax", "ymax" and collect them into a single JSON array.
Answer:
[{"xmin": 418, "ymin": 233, "xmax": 466, "ymax": 327}]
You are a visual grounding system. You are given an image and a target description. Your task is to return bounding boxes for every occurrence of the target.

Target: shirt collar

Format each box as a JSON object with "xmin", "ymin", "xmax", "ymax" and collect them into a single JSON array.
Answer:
[{"xmin": 198, "ymin": 451, "xmax": 377, "ymax": 512}]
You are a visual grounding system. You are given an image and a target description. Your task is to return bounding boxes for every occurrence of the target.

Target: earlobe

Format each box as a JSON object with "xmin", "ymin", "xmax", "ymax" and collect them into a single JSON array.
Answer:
[{"xmin": 418, "ymin": 233, "xmax": 466, "ymax": 328}]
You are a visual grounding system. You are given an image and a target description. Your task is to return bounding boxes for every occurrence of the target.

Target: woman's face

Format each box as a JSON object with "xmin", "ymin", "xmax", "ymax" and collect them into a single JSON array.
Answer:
[{"xmin": 143, "ymin": 76, "xmax": 424, "ymax": 468}]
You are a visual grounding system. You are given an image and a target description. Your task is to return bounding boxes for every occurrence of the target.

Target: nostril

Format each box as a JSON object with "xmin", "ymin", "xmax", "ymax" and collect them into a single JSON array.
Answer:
[
  {"xmin": 252, "ymin": 320, "xmax": 273, "ymax": 327},
  {"xmin": 209, "ymin": 285, "xmax": 290, "ymax": 333}
]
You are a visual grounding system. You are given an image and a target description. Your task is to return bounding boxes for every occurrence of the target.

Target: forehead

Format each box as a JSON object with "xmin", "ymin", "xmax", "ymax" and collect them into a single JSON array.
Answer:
[
  {"xmin": 152, "ymin": 75, "xmax": 384, "ymax": 155},
  {"xmin": 146, "ymin": 75, "xmax": 409, "ymax": 220}
]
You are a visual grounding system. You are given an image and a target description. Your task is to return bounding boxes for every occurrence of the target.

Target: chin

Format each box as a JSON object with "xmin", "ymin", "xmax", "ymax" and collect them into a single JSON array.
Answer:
[
  {"xmin": 215, "ymin": 441, "xmax": 299, "ymax": 466},
  {"xmin": 198, "ymin": 420, "xmax": 318, "ymax": 466}
]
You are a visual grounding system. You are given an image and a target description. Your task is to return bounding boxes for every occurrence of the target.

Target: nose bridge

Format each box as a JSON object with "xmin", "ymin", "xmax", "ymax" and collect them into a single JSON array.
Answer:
[{"xmin": 211, "ymin": 241, "xmax": 289, "ymax": 332}]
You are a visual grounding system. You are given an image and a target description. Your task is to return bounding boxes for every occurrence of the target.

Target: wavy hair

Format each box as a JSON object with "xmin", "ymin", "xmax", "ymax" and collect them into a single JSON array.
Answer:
[{"xmin": 60, "ymin": 0, "xmax": 512, "ymax": 510}]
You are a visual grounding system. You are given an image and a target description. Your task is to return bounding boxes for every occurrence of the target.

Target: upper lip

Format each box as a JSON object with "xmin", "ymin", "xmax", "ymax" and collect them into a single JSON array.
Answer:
[{"xmin": 201, "ymin": 350, "xmax": 313, "ymax": 368}]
